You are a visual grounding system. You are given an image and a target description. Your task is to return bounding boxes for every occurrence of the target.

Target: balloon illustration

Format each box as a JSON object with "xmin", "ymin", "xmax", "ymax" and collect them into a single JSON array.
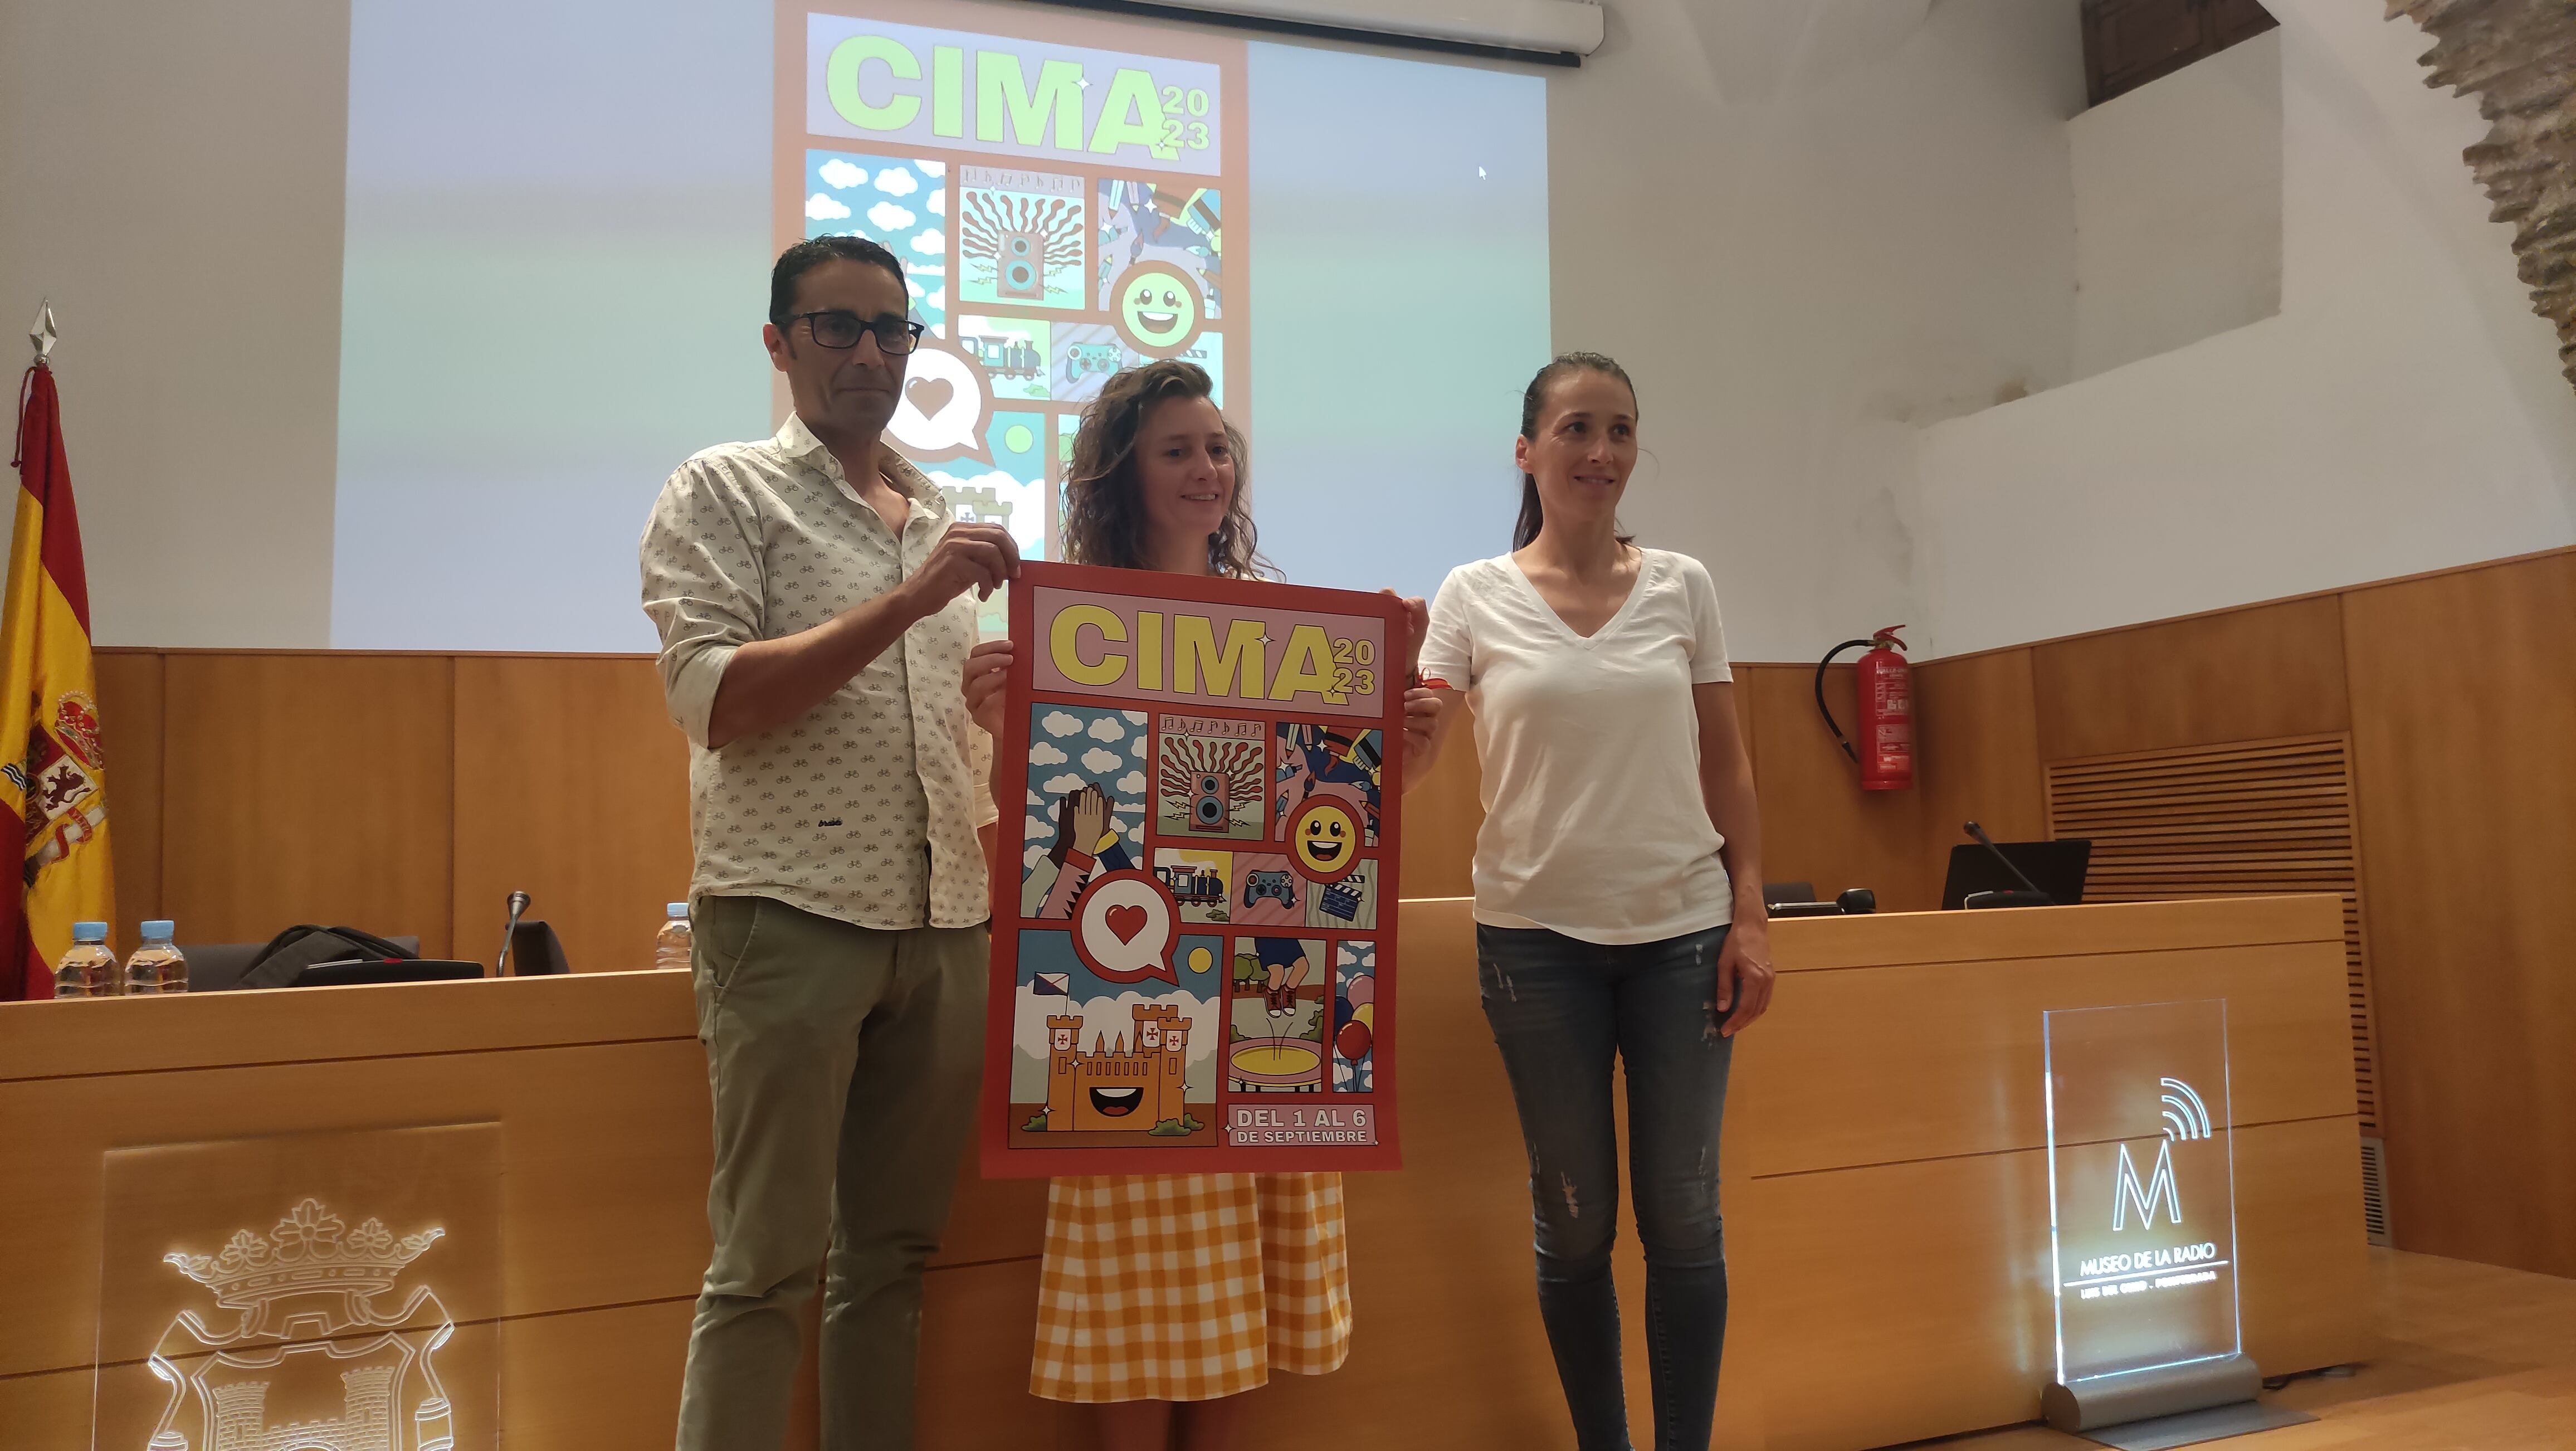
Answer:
[{"xmin": 1336, "ymin": 1019, "xmax": 1373, "ymax": 1063}]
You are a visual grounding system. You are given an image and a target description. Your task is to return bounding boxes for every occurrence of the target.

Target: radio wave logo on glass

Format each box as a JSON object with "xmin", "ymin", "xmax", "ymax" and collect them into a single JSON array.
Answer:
[{"xmin": 2110, "ymin": 1077, "xmax": 2213, "ymax": 1230}]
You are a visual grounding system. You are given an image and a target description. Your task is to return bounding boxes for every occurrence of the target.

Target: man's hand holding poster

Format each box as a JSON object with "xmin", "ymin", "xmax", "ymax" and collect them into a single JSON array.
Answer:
[{"xmin": 980, "ymin": 561, "xmax": 1403, "ymax": 1176}]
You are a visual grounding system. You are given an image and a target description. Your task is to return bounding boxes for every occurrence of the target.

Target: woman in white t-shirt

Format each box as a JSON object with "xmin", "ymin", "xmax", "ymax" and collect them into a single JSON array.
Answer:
[{"xmin": 1416, "ymin": 351, "xmax": 1774, "ymax": 1451}]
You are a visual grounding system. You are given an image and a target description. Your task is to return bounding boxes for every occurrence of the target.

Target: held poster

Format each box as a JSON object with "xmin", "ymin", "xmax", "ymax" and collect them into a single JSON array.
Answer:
[{"xmin": 981, "ymin": 562, "xmax": 1403, "ymax": 1177}]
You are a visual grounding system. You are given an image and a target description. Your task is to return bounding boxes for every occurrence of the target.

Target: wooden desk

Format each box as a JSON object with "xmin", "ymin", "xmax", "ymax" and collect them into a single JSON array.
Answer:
[{"xmin": 0, "ymin": 897, "xmax": 2368, "ymax": 1449}]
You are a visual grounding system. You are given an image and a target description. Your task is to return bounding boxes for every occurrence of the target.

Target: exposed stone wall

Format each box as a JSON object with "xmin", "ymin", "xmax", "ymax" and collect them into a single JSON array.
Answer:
[{"xmin": 2390, "ymin": 0, "xmax": 2576, "ymax": 388}]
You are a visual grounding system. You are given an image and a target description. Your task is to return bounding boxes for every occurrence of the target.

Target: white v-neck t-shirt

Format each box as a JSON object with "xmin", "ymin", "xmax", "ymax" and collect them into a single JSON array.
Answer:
[{"xmin": 1418, "ymin": 548, "xmax": 1736, "ymax": 945}]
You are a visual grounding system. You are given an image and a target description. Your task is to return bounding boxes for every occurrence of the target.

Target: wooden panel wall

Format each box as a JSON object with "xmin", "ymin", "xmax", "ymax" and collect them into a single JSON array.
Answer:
[
  {"xmin": 97, "ymin": 650, "xmax": 692, "ymax": 973},
  {"xmin": 2341, "ymin": 552, "xmax": 2576, "ymax": 1279},
  {"xmin": 91, "ymin": 650, "xmax": 163, "ymax": 932},
  {"xmin": 2029, "ymin": 593, "xmax": 2351, "ymax": 760},
  {"xmin": 1741, "ymin": 663, "xmax": 1933, "ymax": 909},
  {"xmin": 450, "ymin": 656, "xmax": 695, "ymax": 976},
  {"xmin": 160, "ymin": 652, "xmax": 458, "ymax": 956},
  {"xmin": 1912, "ymin": 646, "xmax": 2047, "ymax": 853}
]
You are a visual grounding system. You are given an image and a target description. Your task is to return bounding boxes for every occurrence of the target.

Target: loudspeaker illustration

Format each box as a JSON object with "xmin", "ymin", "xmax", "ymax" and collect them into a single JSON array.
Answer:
[
  {"xmin": 1000, "ymin": 231, "xmax": 1044, "ymax": 299},
  {"xmin": 1191, "ymin": 772, "xmax": 1228, "ymax": 829}
]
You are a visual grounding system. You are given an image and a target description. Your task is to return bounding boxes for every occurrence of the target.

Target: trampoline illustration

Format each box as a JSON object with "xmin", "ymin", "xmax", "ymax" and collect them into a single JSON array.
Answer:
[{"xmin": 1228, "ymin": 1036, "xmax": 1323, "ymax": 1089}]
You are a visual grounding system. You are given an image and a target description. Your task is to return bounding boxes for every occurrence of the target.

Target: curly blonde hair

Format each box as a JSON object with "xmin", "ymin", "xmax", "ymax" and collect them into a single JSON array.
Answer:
[{"xmin": 1060, "ymin": 359, "xmax": 1270, "ymax": 577}]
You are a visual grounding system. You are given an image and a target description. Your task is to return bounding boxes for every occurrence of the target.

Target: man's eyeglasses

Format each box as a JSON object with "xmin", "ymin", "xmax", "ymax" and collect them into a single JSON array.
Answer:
[{"xmin": 786, "ymin": 311, "xmax": 926, "ymax": 355}]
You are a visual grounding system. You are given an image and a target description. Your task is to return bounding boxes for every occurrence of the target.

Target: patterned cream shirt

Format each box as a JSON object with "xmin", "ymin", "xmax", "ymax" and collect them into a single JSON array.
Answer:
[{"xmin": 640, "ymin": 413, "xmax": 998, "ymax": 933}]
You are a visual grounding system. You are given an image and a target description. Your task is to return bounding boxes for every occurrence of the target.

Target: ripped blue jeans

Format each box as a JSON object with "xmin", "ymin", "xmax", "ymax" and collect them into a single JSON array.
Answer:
[{"xmin": 1477, "ymin": 923, "xmax": 1734, "ymax": 1451}]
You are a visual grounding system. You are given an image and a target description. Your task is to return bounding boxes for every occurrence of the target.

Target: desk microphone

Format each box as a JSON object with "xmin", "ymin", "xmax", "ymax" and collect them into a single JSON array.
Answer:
[
  {"xmin": 497, "ymin": 890, "xmax": 531, "ymax": 975},
  {"xmin": 1963, "ymin": 821, "xmax": 2053, "ymax": 908}
]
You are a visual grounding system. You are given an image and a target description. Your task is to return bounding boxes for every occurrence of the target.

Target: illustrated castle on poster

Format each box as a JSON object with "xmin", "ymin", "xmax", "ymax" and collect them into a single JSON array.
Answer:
[{"xmin": 1044, "ymin": 1004, "xmax": 1193, "ymax": 1131}]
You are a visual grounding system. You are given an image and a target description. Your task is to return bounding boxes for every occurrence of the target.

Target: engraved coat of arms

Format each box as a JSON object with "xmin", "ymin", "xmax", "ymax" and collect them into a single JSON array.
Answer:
[{"xmin": 146, "ymin": 1199, "xmax": 456, "ymax": 1451}]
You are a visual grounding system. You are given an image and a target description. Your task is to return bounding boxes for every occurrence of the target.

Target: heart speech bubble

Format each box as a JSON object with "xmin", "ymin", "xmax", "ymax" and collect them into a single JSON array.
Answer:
[
  {"xmin": 887, "ymin": 338, "xmax": 994, "ymax": 464},
  {"xmin": 1072, "ymin": 869, "xmax": 1178, "ymax": 984}
]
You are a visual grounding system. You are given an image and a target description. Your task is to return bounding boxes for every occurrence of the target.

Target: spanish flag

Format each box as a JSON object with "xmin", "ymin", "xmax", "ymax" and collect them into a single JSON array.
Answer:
[{"xmin": 3, "ymin": 361, "xmax": 114, "ymax": 999}]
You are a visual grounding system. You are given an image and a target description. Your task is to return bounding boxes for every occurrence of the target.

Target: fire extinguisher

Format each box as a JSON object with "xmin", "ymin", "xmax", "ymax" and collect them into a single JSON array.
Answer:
[{"xmin": 1815, "ymin": 626, "xmax": 1914, "ymax": 791}]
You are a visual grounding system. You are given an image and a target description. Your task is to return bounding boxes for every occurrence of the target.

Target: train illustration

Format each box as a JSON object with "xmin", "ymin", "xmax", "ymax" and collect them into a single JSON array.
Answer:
[
  {"xmin": 961, "ymin": 330, "xmax": 1044, "ymax": 381},
  {"xmin": 1155, "ymin": 863, "xmax": 1228, "ymax": 909}
]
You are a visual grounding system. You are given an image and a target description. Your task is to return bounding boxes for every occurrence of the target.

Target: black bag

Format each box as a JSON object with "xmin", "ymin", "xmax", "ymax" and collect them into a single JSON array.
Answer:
[{"xmin": 238, "ymin": 924, "xmax": 419, "ymax": 991}]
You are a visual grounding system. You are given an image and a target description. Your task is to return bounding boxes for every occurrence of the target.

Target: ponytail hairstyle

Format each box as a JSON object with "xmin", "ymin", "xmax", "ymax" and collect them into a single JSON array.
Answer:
[
  {"xmin": 1513, "ymin": 350, "xmax": 1641, "ymax": 552},
  {"xmin": 1062, "ymin": 359, "xmax": 1271, "ymax": 578}
]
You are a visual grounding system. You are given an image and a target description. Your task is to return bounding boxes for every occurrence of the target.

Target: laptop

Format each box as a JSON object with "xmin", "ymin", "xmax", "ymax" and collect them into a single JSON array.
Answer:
[
  {"xmin": 1941, "ymin": 840, "xmax": 2092, "ymax": 910},
  {"xmin": 290, "ymin": 958, "xmax": 486, "ymax": 987}
]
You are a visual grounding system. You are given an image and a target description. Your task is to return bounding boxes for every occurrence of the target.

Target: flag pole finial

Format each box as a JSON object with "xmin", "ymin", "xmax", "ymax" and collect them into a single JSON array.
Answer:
[{"xmin": 29, "ymin": 301, "xmax": 57, "ymax": 365}]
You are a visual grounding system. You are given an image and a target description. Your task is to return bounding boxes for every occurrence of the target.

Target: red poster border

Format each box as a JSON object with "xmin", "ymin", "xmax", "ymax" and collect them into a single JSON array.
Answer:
[{"xmin": 980, "ymin": 561, "xmax": 1405, "ymax": 1177}]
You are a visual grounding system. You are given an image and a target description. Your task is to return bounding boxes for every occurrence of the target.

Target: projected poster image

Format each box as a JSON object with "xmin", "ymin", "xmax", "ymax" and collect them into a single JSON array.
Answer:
[
  {"xmin": 1099, "ymin": 180, "xmax": 1222, "ymax": 320},
  {"xmin": 959, "ymin": 167, "xmax": 1089, "ymax": 310},
  {"xmin": 805, "ymin": 151, "xmax": 950, "ymax": 331},
  {"xmin": 787, "ymin": 3, "xmax": 1244, "ymax": 612},
  {"xmin": 333, "ymin": 0, "xmax": 1544, "ymax": 650}
]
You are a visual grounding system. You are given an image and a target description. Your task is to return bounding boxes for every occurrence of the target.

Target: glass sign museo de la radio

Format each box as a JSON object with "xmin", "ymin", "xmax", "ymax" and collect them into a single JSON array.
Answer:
[{"xmin": 2043, "ymin": 999, "xmax": 2241, "ymax": 1390}]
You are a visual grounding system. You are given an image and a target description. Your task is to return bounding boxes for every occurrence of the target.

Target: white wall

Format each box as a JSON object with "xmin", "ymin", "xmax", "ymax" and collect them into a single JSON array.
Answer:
[
  {"xmin": 1544, "ymin": 0, "xmax": 2087, "ymax": 662},
  {"xmin": 2070, "ymin": 32, "xmax": 2282, "ymax": 382},
  {"xmin": 0, "ymin": 0, "xmax": 349, "ymax": 647},
  {"xmin": 1915, "ymin": 1, "xmax": 2576, "ymax": 657}
]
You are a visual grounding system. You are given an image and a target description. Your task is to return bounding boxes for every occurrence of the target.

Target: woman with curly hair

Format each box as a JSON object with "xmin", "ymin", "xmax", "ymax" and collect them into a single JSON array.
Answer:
[{"xmin": 964, "ymin": 359, "xmax": 1442, "ymax": 1450}]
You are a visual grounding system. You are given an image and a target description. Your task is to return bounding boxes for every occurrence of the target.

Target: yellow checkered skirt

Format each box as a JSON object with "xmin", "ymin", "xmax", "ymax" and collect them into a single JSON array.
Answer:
[{"xmin": 1031, "ymin": 1171, "xmax": 1352, "ymax": 1403}]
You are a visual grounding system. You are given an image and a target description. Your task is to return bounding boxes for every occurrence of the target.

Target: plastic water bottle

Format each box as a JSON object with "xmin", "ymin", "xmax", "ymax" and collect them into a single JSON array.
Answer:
[
  {"xmin": 125, "ymin": 919, "xmax": 187, "ymax": 995},
  {"xmin": 654, "ymin": 902, "xmax": 692, "ymax": 971},
  {"xmin": 53, "ymin": 921, "xmax": 118, "ymax": 998}
]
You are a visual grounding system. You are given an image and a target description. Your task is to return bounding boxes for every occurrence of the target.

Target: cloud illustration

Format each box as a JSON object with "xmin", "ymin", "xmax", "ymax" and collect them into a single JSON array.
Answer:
[
  {"xmin": 1082, "ymin": 747, "xmax": 1122, "ymax": 773},
  {"xmin": 1031, "ymin": 741, "xmax": 1068, "ymax": 766},
  {"xmin": 875, "ymin": 167, "xmax": 920, "ymax": 196},
  {"xmin": 908, "ymin": 227, "xmax": 945, "ymax": 255},
  {"xmin": 918, "ymin": 159, "xmax": 947, "ymax": 178},
  {"xmin": 817, "ymin": 159, "xmax": 868, "ymax": 189},
  {"xmin": 1117, "ymin": 770, "xmax": 1146, "ymax": 795},
  {"xmin": 1042, "ymin": 711, "xmax": 1084, "ymax": 738},
  {"xmin": 804, "ymin": 192, "xmax": 851, "ymax": 221},
  {"xmin": 1088, "ymin": 715, "xmax": 1126, "ymax": 743},
  {"xmin": 926, "ymin": 189, "xmax": 947, "ymax": 217},
  {"xmin": 867, "ymin": 201, "xmax": 916, "ymax": 232},
  {"xmin": 1041, "ymin": 772, "xmax": 1085, "ymax": 796}
]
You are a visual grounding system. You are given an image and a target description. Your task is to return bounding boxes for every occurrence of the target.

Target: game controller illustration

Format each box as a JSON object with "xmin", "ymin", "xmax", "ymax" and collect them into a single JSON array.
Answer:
[{"xmin": 1242, "ymin": 870, "xmax": 1296, "ymax": 909}]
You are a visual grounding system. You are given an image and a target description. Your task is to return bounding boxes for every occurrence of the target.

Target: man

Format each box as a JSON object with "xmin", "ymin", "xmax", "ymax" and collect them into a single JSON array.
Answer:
[{"xmin": 640, "ymin": 234, "xmax": 1017, "ymax": 1451}]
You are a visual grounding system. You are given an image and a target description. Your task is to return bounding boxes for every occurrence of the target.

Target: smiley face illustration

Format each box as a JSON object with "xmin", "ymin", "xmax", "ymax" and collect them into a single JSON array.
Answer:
[
  {"xmin": 1111, "ymin": 261, "xmax": 1203, "ymax": 358},
  {"xmin": 1288, "ymin": 796, "xmax": 1363, "ymax": 884}
]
